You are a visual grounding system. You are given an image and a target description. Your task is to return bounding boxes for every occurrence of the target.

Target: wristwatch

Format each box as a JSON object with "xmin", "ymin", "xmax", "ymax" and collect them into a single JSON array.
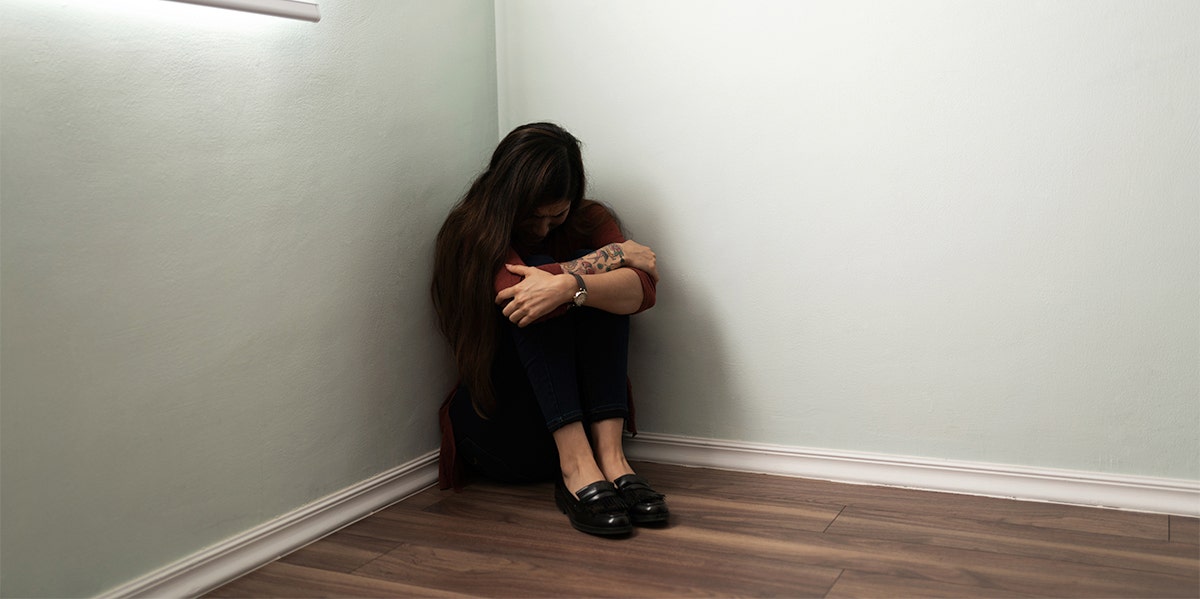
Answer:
[{"xmin": 570, "ymin": 273, "xmax": 588, "ymax": 307}]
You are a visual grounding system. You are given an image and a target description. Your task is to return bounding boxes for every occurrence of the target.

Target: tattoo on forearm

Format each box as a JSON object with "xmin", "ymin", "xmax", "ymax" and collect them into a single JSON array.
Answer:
[
  {"xmin": 564, "ymin": 259, "xmax": 597, "ymax": 274},
  {"xmin": 561, "ymin": 243, "xmax": 626, "ymax": 276}
]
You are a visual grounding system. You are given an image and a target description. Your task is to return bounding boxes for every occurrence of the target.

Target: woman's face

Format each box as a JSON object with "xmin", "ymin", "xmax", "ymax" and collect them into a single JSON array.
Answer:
[{"xmin": 517, "ymin": 199, "xmax": 570, "ymax": 245}]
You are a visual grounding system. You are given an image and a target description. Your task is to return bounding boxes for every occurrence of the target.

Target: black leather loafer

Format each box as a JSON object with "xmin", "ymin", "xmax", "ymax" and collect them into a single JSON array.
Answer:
[
  {"xmin": 613, "ymin": 474, "xmax": 669, "ymax": 525},
  {"xmin": 554, "ymin": 479, "xmax": 633, "ymax": 536}
]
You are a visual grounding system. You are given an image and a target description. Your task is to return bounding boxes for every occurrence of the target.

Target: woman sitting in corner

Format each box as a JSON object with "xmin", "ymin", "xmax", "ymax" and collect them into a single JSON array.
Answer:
[{"xmin": 432, "ymin": 122, "xmax": 668, "ymax": 536}]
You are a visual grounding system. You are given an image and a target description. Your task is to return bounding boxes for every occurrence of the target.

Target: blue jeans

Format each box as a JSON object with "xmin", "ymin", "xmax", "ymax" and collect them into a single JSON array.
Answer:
[
  {"xmin": 449, "ymin": 262, "xmax": 632, "ymax": 482},
  {"xmin": 509, "ymin": 305, "xmax": 632, "ymax": 431}
]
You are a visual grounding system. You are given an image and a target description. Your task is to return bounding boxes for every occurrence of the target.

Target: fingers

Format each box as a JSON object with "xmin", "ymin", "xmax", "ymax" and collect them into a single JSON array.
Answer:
[
  {"xmin": 495, "ymin": 264, "xmax": 530, "ymax": 304},
  {"xmin": 500, "ymin": 300, "xmax": 538, "ymax": 328},
  {"xmin": 503, "ymin": 304, "xmax": 534, "ymax": 327},
  {"xmin": 641, "ymin": 259, "xmax": 659, "ymax": 282},
  {"xmin": 621, "ymin": 242, "xmax": 660, "ymax": 282}
]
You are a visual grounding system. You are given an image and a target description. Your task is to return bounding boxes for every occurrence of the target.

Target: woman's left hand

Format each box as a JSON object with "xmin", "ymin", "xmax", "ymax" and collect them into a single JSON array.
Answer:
[{"xmin": 495, "ymin": 264, "xmax": 572, "ymax": 327}]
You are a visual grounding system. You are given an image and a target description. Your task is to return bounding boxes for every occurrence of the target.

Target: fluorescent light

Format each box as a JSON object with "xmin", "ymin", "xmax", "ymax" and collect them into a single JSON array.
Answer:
[{"xmin": 165, "ymin": 0, "xmax": 319, "ymax": 22}]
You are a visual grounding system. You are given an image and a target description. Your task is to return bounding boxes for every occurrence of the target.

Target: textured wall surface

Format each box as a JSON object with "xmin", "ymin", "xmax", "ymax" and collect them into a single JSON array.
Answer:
[
  {"xmin": 497, "ymin": 0, "xmax": 1199, "ymax": 479},
  {"xmin": 0, "ymin": 1, "xmax": 495, "ymax": 596},
  {"xmin": 2, "ymin": 1, "xmax": 1197, "ymax": 595}
]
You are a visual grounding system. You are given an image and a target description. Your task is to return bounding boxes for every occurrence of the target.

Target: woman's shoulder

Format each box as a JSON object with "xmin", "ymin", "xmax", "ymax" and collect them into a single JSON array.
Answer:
[
  {"xmin": 576, "ymin": 199, "xmax": 620, "ymax": 229},
  {"xmin": 572, "ymin": 199, "xmax": 626, "ymax": 247}
]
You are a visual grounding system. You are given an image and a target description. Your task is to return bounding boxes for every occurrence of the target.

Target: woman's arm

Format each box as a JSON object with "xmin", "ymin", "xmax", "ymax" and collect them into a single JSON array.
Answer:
[
  {"xmin": 495, "ymin": 265, "xmax": 643, "ymax": 328},
  {"xmin": 560, "ymin": 241, "xmax": 658, "ymax": 282}
]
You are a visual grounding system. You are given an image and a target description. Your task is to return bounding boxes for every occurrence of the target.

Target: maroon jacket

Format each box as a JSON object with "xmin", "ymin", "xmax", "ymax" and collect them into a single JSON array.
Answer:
[
  {"xmin": 438, "ymin": 202, "xmax": 654, "ymax": 490},
  {"xmin": 493, "ymin": 202, "xmax": 657, "ymax": 319}
]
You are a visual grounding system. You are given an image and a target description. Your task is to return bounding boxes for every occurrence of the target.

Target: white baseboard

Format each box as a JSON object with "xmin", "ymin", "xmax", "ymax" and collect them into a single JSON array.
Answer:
[
  {"xmin": 97, "ymin": 451, "xmax": 440, "ymax": 599},
  {"xmin": 93, "ymin": 436, "xmax": 1198, "ymax": 599},
  {"xmin": 625, "ymin": 433, "xmax": 1200, "ymax": 517}
]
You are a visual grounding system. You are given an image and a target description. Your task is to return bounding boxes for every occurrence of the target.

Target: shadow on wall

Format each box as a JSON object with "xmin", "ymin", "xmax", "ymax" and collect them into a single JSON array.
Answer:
[{"xmin": 617, "ymin": 178, "xmax": 740, "ymax": 441}]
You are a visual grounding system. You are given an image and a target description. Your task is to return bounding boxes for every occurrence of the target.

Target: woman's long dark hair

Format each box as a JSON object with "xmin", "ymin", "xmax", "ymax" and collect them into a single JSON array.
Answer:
[{"xmin": 432, "ymin": 122, "xmax": 594, "ymax": 416}]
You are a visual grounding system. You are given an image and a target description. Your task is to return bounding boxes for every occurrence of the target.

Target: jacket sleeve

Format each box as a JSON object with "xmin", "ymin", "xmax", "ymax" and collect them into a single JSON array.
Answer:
[
  {"xmin": 492, "ymin": 204, "xmax": 657, "ymax": 319},
  {"xmin": 588, "ymin": 216, "xmax": 657, "ymax": 314},
  {"xmin": 493, "ymin": 246, "xmax": 565, "ymax": 294},
  {"xmin": 493, "ymin": 247, "xmax": 572, "ymax": 321}
]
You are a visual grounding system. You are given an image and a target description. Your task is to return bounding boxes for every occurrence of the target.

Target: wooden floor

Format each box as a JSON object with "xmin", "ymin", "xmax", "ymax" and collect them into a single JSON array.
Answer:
[{"xmin": 207, "ymin": 462, "xmax": 1199, "ymax": 598}]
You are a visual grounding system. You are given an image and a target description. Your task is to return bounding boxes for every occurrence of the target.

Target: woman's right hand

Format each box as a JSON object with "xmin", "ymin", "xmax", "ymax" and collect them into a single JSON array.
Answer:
[{"xmin": 619, "ymin": 239, "xmax": 659, "ymax": 282}]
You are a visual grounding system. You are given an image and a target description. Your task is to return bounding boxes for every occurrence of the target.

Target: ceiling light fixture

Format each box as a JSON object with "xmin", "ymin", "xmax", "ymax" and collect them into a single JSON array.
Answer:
[{"xmin": 164, "ymin": 0, "xmax": 320, "ymax": 22}]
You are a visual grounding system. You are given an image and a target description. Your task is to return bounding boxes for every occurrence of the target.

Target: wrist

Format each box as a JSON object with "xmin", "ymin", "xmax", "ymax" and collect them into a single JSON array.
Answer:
[
  {"xmin": 560, "ymin": 274, "xmax": 577, "ymax": 303},
  {"xmin": 611, "ymin": 243, "xmax": 627, "ymax": 267},
  {"xmin": 567, "ymin": 273, "xmax": 589, "ymax": 307}
]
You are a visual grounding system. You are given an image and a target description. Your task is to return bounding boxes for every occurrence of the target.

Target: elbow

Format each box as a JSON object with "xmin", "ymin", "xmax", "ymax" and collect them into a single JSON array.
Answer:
[
  {"xmin": 603, "ymin": 287, "xmax": 642, "ymax": 316},
  {"xmin": 620, "ymin": 289, "xmax": 648, "ymax": 315},
  {"xmin": 633, "ymin": 284, "xmax": 656, "ymax": 314},
  {"xmin": 639, "ymin": 286, "xmax": 656, "ymax": 311}
]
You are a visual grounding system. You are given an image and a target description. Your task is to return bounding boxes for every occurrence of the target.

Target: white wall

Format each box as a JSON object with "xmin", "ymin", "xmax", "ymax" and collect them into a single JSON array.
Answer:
[
  {"xmin": 0, "ymin": 1, "xmax": 493, "ymax": 596},
  {"xmin": 497, "ymin": 0, "xmax": 1199, "ymax": 479},
  {"xmin": 1, "ymin": 1, "xmax": 1195, "ymax": 595}
]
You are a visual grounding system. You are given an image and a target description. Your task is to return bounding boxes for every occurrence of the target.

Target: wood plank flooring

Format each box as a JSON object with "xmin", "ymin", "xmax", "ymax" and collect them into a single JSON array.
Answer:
[{"xmin": 206, "ymin": 462, "xmax": 1199, "ymax": 598}]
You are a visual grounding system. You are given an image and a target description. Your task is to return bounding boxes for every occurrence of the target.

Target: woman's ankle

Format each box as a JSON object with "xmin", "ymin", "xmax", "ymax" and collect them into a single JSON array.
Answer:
[
  {"xmin": 588, "ymin": 418, "xmax": 634, "ymax": 481},
  {"xmin": 553, "ymin": 422, "xmax": 606, "ymax": 496},
  {"xmin": 560, "ymin": 463, "xmax": 606, "ymax": 498},
  {"xmin": 595, "ymin": 453, "xmax": 635, "ymax": 482}
]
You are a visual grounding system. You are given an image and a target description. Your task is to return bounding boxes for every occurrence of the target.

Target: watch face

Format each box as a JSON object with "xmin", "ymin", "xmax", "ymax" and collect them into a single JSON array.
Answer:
[{"xmin": 574, "ymin": 289, "xmax": 588, "ymax": 306}]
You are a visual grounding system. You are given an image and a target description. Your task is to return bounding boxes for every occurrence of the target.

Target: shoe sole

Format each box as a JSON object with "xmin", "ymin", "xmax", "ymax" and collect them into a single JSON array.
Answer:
[
  {"xmin": 631, "ymin": 512, "xmax": 669, "ymax": 525},
  {"xmin": 568, "ymin": 518, "xmax": 633, "ymax": 536},
  {"xmin": 555, "ymin": 495, "xmax": 634, "ymax": 536}
]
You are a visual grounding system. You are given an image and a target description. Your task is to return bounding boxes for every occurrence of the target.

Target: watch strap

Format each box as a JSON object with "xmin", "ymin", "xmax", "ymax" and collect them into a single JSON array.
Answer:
[{"xmin": 570, "ymin": 273, "xmax": 587, "ymax": 307}]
